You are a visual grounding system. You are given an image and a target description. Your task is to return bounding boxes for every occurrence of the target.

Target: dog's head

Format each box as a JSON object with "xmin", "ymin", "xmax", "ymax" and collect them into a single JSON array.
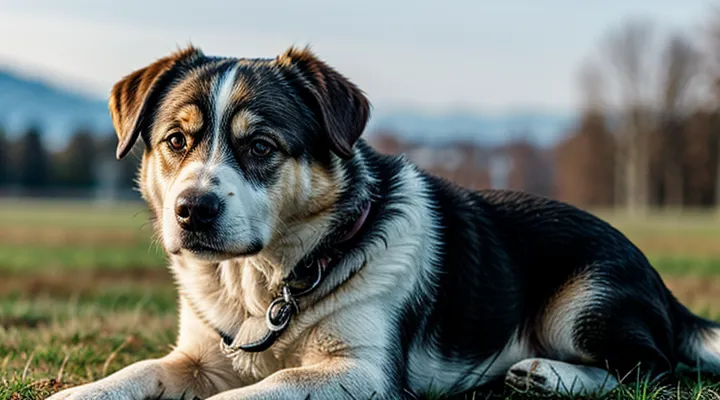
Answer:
[{"xmin": 109, "ymin": 46, "xmax": 370, "ymax": 264}]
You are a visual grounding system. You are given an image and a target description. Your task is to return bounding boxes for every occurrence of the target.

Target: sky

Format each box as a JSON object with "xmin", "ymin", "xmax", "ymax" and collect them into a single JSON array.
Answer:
[{"xmin": 0, "ymin": 0, "xmax": 714, "ymax": 113}]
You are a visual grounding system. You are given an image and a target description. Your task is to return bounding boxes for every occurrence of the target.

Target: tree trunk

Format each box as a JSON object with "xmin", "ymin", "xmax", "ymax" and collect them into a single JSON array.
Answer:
[
  {"xmin": 663, "ymin": 117, "xmax": 684, "ymax": 208},
  {"xmin": 716, "ymin": 134, "xmax": 720, "ymax": 208},
  {"xmin": 636, "ymin": 130, "xmax": 651, "ymax": 212},
  {"xmin": 614, "ymin": 144, "xmax": 626, "ymax": 208},
  {"xmin": 664, "ymin": 159, "xmax": 684, "ymax": 208},
  {"xmin": 626, "ymin": 136, "xmax": 639, "ymax": 214},
  {"xmin": 625, "ymin": 110, "xmax": 651, "ymax": 215}
]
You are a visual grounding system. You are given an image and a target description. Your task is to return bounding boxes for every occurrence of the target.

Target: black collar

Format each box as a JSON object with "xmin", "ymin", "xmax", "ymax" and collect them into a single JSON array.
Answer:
[{"xmin": 217, "ymin": 203, "xmax": 372, "ymax": 353}]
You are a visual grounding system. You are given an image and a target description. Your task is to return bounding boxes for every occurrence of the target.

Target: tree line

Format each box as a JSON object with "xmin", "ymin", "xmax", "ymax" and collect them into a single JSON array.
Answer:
[
  {"xmin": 0, "ymin": 125, "xmax": 138, "ymax": 197},
  {"xmin": 555, "ymin": 13, "xmax": 720, "ymax": 211}
]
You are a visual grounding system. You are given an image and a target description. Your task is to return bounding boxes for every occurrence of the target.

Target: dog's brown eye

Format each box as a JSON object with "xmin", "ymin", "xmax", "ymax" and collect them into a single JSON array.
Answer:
[
  {"xmin": 250, "ymin": 139, "xmax": 275, "ymax": 157},
  {"xmin": 167, "ymin": 133, "xmax": 187, "ymax": 152}
]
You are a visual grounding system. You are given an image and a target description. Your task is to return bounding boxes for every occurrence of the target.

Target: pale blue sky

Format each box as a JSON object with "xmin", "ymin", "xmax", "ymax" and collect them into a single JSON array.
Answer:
[{"xmin": 0, "ymin": 0, "xmax": 713, "ymax": 112}]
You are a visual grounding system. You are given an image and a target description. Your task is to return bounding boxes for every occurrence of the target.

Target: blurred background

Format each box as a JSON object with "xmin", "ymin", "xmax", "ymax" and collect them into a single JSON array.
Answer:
[{"xmin": 1, "ymin": 1, "xmax": 719, "ymax": 398}]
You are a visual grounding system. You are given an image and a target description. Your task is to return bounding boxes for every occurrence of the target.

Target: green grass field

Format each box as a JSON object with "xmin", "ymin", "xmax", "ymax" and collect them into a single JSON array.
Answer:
[{"xmin": 0, "ymin": 200, "xmax": 719, "ymax": 399}]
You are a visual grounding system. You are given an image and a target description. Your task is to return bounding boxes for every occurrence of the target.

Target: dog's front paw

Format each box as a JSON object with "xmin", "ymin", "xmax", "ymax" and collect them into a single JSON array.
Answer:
[{"xmin": 46, "ymin": 383, "xmax": 129, "ymax": 400}]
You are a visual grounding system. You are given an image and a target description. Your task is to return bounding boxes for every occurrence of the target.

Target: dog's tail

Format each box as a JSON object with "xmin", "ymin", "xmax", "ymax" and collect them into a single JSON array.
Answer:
[{"xmin": 671, "ymin": 295, "xmax": 720, "ymax": 372}]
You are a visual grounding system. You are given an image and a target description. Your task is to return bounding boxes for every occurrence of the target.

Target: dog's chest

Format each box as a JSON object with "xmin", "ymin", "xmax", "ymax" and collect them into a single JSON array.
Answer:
[
  {"xmin": 174, "ymin": 260, "xmax": 247, "ymax": 334},
  {"xmin": 173, "ymin": 259, "xmax": 292, "ymax": 377}
]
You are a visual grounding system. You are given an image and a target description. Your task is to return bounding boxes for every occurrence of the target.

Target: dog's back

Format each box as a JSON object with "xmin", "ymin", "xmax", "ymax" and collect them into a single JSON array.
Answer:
[{"xmin": 403, "ymin": 169, "xmax": 720, "ymax": 394}]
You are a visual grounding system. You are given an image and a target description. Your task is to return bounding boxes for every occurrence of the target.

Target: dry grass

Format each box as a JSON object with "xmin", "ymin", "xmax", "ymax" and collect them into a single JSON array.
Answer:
[
  {"xmin": 0, "ymin": 227, "xmax": 144, "ymax": 247},
  {"xmin": 665, "ymin": 276, "xmax": 720, "ymax": 317}
]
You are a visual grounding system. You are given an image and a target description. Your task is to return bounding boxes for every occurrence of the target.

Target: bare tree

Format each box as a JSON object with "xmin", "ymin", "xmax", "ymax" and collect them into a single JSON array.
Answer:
[
  {"xmin": 578, "ymin": 59, "xmax": 606, "ymax": 113},
  {"xmin": 706, "ymin": 8, "xmax": 720, "ymax": 207},
  {"xmin": 602, "ymin": 19, "xmax": 658, "ymax": 214},
  {"xmin": 661, "ymin": 34, "xmax": 699, "ymax": 112},
  {"xmin": 574, "ymin": 60, "xmax": 618, "ymax": 207},
  {"xmin": 658, "ymin": 33, "xmax": 699, "ymax": 207}
]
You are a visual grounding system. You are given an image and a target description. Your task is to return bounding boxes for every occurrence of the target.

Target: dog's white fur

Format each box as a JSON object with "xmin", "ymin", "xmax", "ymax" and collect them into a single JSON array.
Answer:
[{"xmin": 684, "ymin": 328, "xmax": 720, "ymax": 373}]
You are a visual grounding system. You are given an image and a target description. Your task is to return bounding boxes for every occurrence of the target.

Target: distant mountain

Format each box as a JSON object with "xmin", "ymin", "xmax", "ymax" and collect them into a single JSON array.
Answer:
[
  {"xmin": 0, "ymin": 69, "xmax": 112, "ymax": 148},
  {"xmin": 366, "ymin": 109, "xmax": 577, "ymax": 148},
  {"xmin": 0, "ymin": 67, "xmax": 577, "ymax": 149}
]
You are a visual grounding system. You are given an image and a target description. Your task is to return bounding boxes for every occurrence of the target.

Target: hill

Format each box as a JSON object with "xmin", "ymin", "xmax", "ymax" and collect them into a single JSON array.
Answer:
[{"xmin": 0, "ymin": 69, "xmax": 112, "ymax": 148}]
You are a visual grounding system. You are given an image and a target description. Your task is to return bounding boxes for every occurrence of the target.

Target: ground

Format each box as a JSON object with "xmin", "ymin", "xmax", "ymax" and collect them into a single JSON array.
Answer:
[{"xmin": 0, "ymin": 199, "xmax": 718, "ymax": 400}]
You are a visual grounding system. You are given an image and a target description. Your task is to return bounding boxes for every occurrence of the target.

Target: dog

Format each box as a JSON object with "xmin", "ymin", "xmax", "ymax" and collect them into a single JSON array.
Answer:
[{"xmin": 49, "ymin": 45, "xmax": 720, "ymax": 400}]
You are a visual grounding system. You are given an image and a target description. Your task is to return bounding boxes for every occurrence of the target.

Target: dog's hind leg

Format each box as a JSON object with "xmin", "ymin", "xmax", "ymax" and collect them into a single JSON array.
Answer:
[
  {"xmin": 518, "ymin": 262, "xmax": 678, "ymax": 398},
  {"xmin": 538, "ymin": 263, "xmax": 677, "ymax": 378},
  {"xmin": 505, "ymin": 358, "xmax": 619, "ymax": 396}
]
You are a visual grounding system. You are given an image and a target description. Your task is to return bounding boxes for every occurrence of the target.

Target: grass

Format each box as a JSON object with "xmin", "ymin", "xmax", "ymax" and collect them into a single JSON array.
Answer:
[
  {"xmin": 449, "ymin": 373, "xmax": 720, "ymax": 400},
  {"xmin": 0, "ymin": 200, "xmax": 719, "ymax": 399}
]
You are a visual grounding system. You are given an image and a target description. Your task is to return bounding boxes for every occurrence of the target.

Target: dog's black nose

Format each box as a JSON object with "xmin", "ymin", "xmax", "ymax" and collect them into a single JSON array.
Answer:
[{"xmin": 175, "ymin": 189, "xmax": 221, "ymax": 231}]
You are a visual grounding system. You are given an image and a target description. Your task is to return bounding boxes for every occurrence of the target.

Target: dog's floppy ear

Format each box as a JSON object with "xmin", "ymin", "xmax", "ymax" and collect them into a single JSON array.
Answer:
[
  {"xmin": 109, "ymin": 46, "xmax": 203, "ymax": 160},
  {"xmin": 277, "ymin": 47, "xmax": 370, "ymax": 159}
]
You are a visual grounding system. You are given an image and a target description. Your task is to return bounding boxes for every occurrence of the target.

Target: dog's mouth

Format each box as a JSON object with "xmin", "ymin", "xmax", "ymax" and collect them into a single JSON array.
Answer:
[{"xmin": 170, "ymin": 236, "xmax": 263, "ymax": 261}]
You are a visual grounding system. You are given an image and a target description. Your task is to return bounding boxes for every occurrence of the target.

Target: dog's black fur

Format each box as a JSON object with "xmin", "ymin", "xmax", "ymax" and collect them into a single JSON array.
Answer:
[{"xmin": 346, "ymin": 140, "xmax": 720, "ymax": 392}]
